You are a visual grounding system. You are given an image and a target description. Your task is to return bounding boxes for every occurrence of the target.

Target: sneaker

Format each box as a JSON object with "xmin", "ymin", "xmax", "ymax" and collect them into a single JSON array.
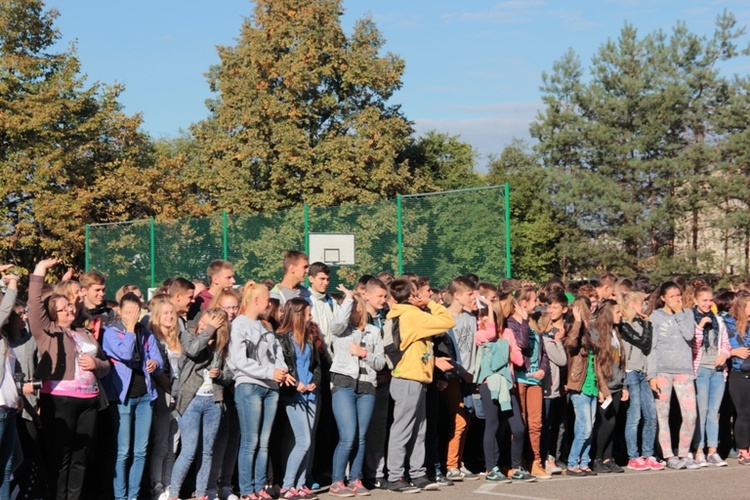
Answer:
[
  {"xmin": 627, "ymin": 457, "xmax": 649, "ymax": 471},
  {"xmin": 388, "ymin": 478, "xmax": 419, "ymax": 494},
  {"xmin": 545, "ymin": 459, "xmax": 562, "ymax": 475},
  {"xmin": 565, "ymin": 467, "xmax": 586, "ymax": 477},
  {"xmin": 603, "ymin": 459, "xmax": 624, "ymax": 473},
  {"xmin": 349, "ymin": 479, "xmax": 370, "ymax": 496},
  {"xmin": 445, "ymin": 468, "xmax": 464, "ymax": 482},
  {"xmin": 509, "ymin": 468, "xmax": 537, "ymax": 482},
  {"xmin": 329, "ymin": 481, "xmax": 355, "ymax": 498},
  {"xmin": 581, "ymin": 467, "xmax": 598, "ymax": 476},
  {"xmin": 363, "ymin": 478, "xmax": 387, "ymax": 490},
  {"xmin": 301, "ymin": 487, "xmax": 320, "ymax": 500},
  {"xmin": 279, "ymin": 489, "xmax": 300, "ymax": 500},
  {"xmin": 645, "ymin": 456, "xmax": 665, "ymax": 471},
  {"xmin": 411, "ymin": 476, "xmax": 439, "ymax": 491},
  {"xmin": 693, "ymin": 451, "xmax": 708, "ymax": 467},
  {"xmin": 239, "ymin": 495, "xmax": 258, "ymax": 500},
  {"xmin": 158, "ymin": 491, "xmax": 170, "ymax": 500},
  {"xmin": 459, "ymin": 466, "xmax": 479, "ymax": 480},
  {"xmin": 531, "ymin": 460, "xmax": 551, "ymax": 480},
  {"xmin": 683, "ymin": 455, "xmax": 701, "ymax": 470},
  {"xmin": 486, "ymin": 467, "xmax": 512, "ymax": 483},
  {"xmin": 707, "ymin": 452, "xmax": 728, "ymax": 467},
  {"xmin": 591, "ymin": 459, "xmax": 610, "ymax": 474},
  {"xmin": 434, "ymin": 474, "xmax": 454, "ymax": 487},
  {"xmin": 738, "ymin": 451, "xmax": 750, "ymax": 466},
  {"xmin": 666, "ymin": 456, "xmax": 686, "ymax": 470},
  {"xmin": 220, "ymin": 487, "xmax": 240, "ymax": 500}
]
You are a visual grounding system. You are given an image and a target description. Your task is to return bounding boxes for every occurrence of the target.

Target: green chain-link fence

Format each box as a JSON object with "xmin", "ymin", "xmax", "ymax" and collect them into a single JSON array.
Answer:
[{"xmin": 86, "ymin": 185, "xmax": 511, "ymax": 297}]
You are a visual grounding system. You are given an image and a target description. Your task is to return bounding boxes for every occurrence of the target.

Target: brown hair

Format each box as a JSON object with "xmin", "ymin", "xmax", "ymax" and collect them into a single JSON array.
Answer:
[
  {"xmin": 283, "ymin": 250, "xmax": 308, "ymax": 273},
  {"xmin": 209, "ymin": 288, "xmax": 241, "ymax": 309},
  {"xmin": 593, "ymin": 300, "xmax": 625, "ymax": 380},
  {"xmin": 277, "ymin": 297, "xmax": 312, "ymax": 351},
  {"xmin": 79, "ymin": 271, "xmax": 106, "ymax": 289},
  {"xmin": 207, "ymin": 260, "xmax": 233, "ymax": 281},
  {"xmin": 730, "ymin": 294, "xmax": 750, "ymax": 337},
  {"xmin": 205, "ymin": 308, "xmax": 230, "ymax": 357},
  {"xmin": 115, "ymin": 284, "xmax": 141, "ymax": 304}
]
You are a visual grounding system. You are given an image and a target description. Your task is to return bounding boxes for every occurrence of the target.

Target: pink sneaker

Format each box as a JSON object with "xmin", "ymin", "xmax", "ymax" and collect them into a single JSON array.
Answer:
[
  {"xmin": 645, "ymin": 456, "xmax": 665, "ymax": 471},
  {"xmin": 627, "ymin": 457, "xmax": 649, "ymax": 471}
]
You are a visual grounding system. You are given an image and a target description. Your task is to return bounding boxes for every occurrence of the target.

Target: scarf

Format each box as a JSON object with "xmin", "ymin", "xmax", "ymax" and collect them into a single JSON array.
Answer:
[{"xmin": 694, "ymin": 306, "xmax": 719, "ymax": 352}]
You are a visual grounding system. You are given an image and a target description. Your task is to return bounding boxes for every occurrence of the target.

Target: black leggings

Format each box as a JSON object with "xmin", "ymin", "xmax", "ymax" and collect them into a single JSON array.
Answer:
[
  {"xmin": 728, "ymin": 372, "xmax": 750, "ymax": 450},
  {"xmin": 40, "ymin": 394, "xmax": 98, "ymax": 500},
  {"xmin": 480, "ymin": 383, "xmax": 525, "ymax": 471},
  {"xmin": 595, "ymin": 390, "xmax": 623, "ymax": 460}
]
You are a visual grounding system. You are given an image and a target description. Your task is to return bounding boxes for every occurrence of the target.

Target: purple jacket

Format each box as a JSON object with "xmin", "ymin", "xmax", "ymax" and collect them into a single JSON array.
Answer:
[{"xmin": 101, "ymin": 320, "xmax": 164, "ymax": 403}]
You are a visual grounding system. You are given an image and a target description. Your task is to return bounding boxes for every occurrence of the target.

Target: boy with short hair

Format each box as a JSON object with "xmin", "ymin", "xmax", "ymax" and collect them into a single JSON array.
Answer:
[
  {"xmin": 270, "ymin": 250, "xmax": 310, "ymax": 306},
  {"xmin": 386, "ymin": 278, "xmax": 455, "ymax": 493},
  {"xmin": 79, "ymin": 270, "xmax": 117, "ymax": 337},
  {"xmin": 442, "ymin": 277, "xmax": 479, "ymax": 482},
  {"xmin": 168, "ymin": 277, "xmax": 196, "ymax": 333},
  {"xmin": 541, "ymin": 291, "xmax": 569, "ymax": 474},
  {"xmin": 595, "ymin": 272, "xmax": 617, "ymax": 302},
  {"xmin": 190, "ymin": 259, "xmax": 236, "ymax": 318}
]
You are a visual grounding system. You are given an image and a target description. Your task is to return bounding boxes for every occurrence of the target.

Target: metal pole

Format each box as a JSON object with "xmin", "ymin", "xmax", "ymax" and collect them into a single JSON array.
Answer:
[
  {"xmin": 504, "ymin": 183, "xmax": 512, "ymax": 278},
  {"xmin": 222, "ymin": 211, "xmax": 228, "ymax": 261},
  {"xmin": 304, "ymin": 204, "xmax": 310, "ymax": 287},
  {"xmin": 150, "ymin": 217, "xmax": 156, "ymax": 288},
  {"xmin": 397, "ymin": 195, "xmax": 404, "ymax": 275},
  {"xmin": 84, "ymin": 224, "xmax": 90, "ymax": 272}
]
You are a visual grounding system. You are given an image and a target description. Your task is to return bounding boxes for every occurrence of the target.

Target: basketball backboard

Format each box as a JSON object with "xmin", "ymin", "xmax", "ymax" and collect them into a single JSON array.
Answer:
[{"xmin": 309, "ymin": 233, "xmax": 355, "ymax": 266}]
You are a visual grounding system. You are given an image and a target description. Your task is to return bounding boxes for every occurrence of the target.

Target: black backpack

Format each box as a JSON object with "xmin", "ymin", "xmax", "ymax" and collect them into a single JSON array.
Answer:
[{"xmin": 382, "ymin": 317, "xmax": 403, "ymax": 370}]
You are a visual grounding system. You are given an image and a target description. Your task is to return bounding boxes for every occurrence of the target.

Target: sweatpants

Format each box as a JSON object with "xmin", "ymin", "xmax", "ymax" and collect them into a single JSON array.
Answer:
[{"xmin": 387, "ymin": 378, "xmax": 427, "ymax": 482}]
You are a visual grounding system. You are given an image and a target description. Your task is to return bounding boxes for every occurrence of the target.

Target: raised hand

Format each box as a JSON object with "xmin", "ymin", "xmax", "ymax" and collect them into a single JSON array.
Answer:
[{"xmin": 337, "ymin": 284, "xmax": 354, "ymax": 299}]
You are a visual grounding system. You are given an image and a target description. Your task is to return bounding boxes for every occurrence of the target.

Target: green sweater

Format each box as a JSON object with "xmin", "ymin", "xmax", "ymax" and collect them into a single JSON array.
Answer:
[{"xmin": 581, "ymin": 352, "xmax": 598, "ymax": 397}]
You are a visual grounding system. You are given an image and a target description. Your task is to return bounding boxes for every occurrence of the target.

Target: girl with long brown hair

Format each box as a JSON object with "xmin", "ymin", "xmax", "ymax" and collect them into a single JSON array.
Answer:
[
  {"xmin": 724, "ymin": 293, "xmax": 750, "ymax": 465},
  {"xmin": 276, "ymin": 298, "xmax": 321, "ymax": 500},
  {"xmin": 589, "ymin": 300, "xmax": 628, "ymax": 474}
]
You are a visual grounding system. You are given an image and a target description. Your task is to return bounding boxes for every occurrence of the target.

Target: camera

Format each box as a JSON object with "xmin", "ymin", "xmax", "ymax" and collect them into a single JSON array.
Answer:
[{"xmin": 13, "ymin": 373, "xmax": 42, "ymax": 396}]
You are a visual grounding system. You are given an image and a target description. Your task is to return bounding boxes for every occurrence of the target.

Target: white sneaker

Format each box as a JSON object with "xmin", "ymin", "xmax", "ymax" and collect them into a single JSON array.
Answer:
[
  {"xmin": 158, "ymin": 490, "xmax": 169, "ymax": 500},
  {"xmin": 220, "ymin": 486, "xmax": 239, "ymax": 500}
]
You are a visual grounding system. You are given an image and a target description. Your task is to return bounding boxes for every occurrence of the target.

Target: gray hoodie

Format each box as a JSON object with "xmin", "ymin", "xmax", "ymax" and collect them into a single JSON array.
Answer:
[
  {"xmin": 648, "ymin": 309, "xmax": 695, "ymax": 379},
  {"xmin": 227, "ymin": 316, "xmax": 287, "ymax": 389}
]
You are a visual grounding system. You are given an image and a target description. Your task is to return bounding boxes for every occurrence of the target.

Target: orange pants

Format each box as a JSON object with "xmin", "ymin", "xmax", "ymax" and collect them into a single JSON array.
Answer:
[
  {"xmin": 517, "ymin": 383, "xmax": 543, "ymax": 463},
  {"xmin": 445, "ymin": 378, "xmax": 471, "ymax": 469}
]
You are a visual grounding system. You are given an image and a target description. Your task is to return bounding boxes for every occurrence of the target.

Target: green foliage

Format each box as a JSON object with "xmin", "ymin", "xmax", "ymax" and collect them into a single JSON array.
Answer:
[
  {"xmin": 0, "ymin": 0, "xmax": 201, "ymax": 270},
  {"xmin": 487, "ymin": 141, "xmax": 561, "ymax": 282},
  {"xmin": 190, "ymin": 0, "xmax": 430, "ymax": 212},
  {"xmin": 401, "ymin": 131, "xmax": 482, "ymax": 191},
  {"xmin": 531, "ymin": 12, "xmax": 750, "ymax": 278}
]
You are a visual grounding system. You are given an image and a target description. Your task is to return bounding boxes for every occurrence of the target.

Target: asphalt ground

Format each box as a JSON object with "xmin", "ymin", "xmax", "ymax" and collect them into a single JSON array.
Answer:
[{"xmin": 315, "ymin": 462, "xmax": 750, "ymax": 500}]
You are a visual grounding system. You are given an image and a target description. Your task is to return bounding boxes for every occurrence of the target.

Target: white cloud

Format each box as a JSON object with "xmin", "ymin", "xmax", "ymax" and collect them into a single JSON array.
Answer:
[{"xmin": 413, "ymin": 100, "xmax": 542, "ymax": 170}]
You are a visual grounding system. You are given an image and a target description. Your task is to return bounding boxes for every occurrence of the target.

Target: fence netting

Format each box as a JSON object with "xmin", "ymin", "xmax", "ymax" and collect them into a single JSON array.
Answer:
[{"xmin": 88, "ymin": 186, "xmax": 508, "ymax": 297}]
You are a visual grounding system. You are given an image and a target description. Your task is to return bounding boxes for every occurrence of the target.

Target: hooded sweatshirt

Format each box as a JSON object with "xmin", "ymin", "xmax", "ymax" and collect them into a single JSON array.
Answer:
[
  {"xmin": 386, "ymin": 301, "xmax": 455, "ymax": 384},
  {"xmin": 647, "ymin": 308, "xmax": 695, "ymax": 379},
  {"xmin": 227, "ymin": 315, "xmax": 288, "ymax": 389}
]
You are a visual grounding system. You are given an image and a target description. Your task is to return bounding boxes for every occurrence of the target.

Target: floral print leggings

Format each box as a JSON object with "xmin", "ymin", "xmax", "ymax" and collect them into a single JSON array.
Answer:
[{"xmin": 654, "ymin": 373, "xmax": 697, "ymax": 458}]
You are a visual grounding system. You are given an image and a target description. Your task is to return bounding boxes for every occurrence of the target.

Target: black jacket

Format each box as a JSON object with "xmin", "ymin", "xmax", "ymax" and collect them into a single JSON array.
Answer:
[{"xmin": 277, "ymin": 332, "xmax": 322, "ymax": 398}]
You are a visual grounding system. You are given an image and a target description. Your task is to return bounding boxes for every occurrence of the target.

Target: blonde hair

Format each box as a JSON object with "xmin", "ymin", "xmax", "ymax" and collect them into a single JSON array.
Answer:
[
  {"xmin": 55, "ymin": 280, "xmax": 80, "ymax": 304},
  {"xmin": 115, "ymin": 284, "xmax": 141, "ymax": 304},
  {"xmin": 149, "ymin": 297, "xmax": 181, "ymax": 353},
  {"xmin": 239, "ymin": 282, "xmax": 269, "ymax": 316},
  {"xmin": 619, "ymin": 291, "xmax": 645, "ymax": 323}
]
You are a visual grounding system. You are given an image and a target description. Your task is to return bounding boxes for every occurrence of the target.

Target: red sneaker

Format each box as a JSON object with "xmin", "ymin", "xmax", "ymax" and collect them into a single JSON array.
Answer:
[
  {"xmin": 645, "ymin": 456, "xmax": 665, "ymax": 471},
  {"xmin": 627, "ymin": 457, "xmax": 649, "ymax": 471}
]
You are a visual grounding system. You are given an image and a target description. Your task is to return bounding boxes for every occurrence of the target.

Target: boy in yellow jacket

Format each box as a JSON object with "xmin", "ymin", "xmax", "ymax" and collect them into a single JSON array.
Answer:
[{"xmin": 386, "ymin": 277, "xmax": 455, "ymax": 492}]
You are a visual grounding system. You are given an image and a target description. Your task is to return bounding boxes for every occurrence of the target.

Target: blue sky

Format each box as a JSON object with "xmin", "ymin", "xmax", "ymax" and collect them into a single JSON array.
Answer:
[{"xmin": 45, "ymin": 0, "xmax": 750, "ymax": 166}]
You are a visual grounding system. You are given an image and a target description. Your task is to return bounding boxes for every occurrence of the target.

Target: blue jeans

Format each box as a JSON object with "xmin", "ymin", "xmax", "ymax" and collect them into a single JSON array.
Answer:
[
  {"xmin": 112, "ymin": 394, "xmax": 153, "ymax": 500},
  {"xmin": 283, "ymin": 399, "xmax": 316, "ymax": 489},
  {"xmin": 568, "ymin": 392, "xmax": 596, "ymax": 469},
  {"xmin": 625, "ymin": 370, "xmax": 657, "ymax": 459},
  {"xmin": 693, "ymin": 366, "xmax": 726, "ymax": 450},
  {"xmin": 236, "ymin": 384, "xmax": 279, "ymax": 495},
  {"xmin": 0, "ymin": 408, "xmax": 20, "ymax": 499},
  {"xmin": 170, "ymin": 396, "xmax": 222, "ymax": 497},
  {"xmin": 332, "ymin": 387, "xmax": 375, "ymax": 483}
]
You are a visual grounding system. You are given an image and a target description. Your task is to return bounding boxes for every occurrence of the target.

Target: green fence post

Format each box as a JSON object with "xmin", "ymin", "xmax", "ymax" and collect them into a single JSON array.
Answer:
[
  {"xmin": 222, "ymin": 211, "xmax": 228, "ymax": 261},
  {"xmin": 149, "ymin": 217, "xmax": 156, "ymax": 288},
  {"xmin": 397, "ymin": 195, "xmax": 404, "ymax": 275},
  {"xmin": 304, "ymin": 203, "xmax": 310, "ymax": 287},
  {"xmin": 84, "ymin": 224, "xmax": 90, "ymax": 272},
  {"xmin": 504, "ymin": 183, "xmax": 512, "ymax": 278}
]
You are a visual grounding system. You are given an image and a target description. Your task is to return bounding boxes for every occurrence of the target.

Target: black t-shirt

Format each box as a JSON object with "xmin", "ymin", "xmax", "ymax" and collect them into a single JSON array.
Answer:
[{"xmin": 127, "ymin": 329, "xmax": 147, "ymax": 399}]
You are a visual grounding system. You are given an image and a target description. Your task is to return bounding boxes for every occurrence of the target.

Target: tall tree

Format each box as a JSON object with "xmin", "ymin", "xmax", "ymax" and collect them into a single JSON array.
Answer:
[
  {"xmin": 191, "ymin": 0, "xmax": 427, "ymax": 212},
  {"xmin": 0, "ymin": 0, "xmax": 193, "ymax": 270},
  {"xmin": 400, "ymin": 130, "xmax": 482, "ymax": 191}
]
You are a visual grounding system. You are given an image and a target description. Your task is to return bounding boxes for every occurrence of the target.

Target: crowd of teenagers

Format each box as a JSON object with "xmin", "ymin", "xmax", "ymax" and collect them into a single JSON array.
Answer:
[{"xmin": 1, "ymin": 253, "xmax": 750, "ymax": 500}]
